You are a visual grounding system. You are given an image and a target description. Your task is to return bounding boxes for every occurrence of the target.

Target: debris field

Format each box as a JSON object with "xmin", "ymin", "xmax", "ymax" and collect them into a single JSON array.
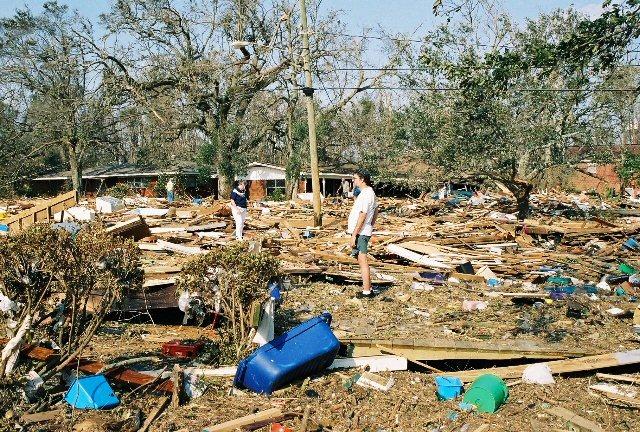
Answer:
[{"xmin": 1, "ymin": 187, "xmax": 640, "ymax": 432}]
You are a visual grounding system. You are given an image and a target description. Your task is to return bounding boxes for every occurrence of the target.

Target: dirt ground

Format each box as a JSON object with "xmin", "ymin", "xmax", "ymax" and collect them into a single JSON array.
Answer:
[{"xmin": 67, "ymin": 276, "xmax": 639, "ymax": 432}]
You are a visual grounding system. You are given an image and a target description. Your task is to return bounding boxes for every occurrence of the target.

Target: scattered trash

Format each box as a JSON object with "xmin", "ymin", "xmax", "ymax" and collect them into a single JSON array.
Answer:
[
  {"xmin": 161, "ymin": 340, "xmax": 205, "ymax": 358},
  {"xmin": 462, "ymin": 300, "xmax": 488, "ymax": 312},
  {"xmin": 623, "ymin": 237, "xmax": 640, "ymax": 251},
  {"xmin": 411, "ymin": 281, "xmax": 435, "ymax": 291},
  {"xmin": 605, "ymin": 307, "xmax": 628, "ymax": 317},
  {"xmin": 271, "ymin": 423, "xmax": 294, "ymax": 432},
  {"xmin": 522, "ymin": 363, "xmax": 555, "ymax": 385},
  {"xmin": 24, "ymin": 371, "xmax": 44, "ymax": 401},
  {"xmin": 566, "ymin": 299, "xmax": 589, "ymax": 318},
  {"xmin": 354, "ymin": 371, "xmax": 395, "ymax": 392},
  {"xmin": 184, "ymin": 372, "xmax": 207, "ymax": 399},
  {"xmin": 95, "ymin": 196, "xmax": 124, "ymax": 213}
]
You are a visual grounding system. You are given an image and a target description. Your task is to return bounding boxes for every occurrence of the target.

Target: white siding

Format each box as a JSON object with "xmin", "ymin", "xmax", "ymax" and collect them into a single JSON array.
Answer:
[{"xmin": 245, "ymin": 165, "xmax": 286, "ymax": 181}]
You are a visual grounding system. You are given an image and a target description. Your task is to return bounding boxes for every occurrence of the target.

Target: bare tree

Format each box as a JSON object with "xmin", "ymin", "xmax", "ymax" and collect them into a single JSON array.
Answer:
[{"xmin": 0, "ymin": 2, "xmax": 118, "ymax": 192}]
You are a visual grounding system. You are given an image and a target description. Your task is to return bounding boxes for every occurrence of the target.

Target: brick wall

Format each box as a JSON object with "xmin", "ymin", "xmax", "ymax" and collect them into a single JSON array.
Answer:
[
  {"xmin": 570, "ymin": 163, "xmax": 621, "ymax": 194},
  {"xmin": 249, "ymin": 180, "xmax": 267, "ymax": 201}
]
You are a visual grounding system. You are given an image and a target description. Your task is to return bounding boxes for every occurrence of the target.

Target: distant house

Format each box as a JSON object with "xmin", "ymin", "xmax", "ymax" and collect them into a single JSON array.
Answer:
[
  {"xmin": 29, "ymin": 162, "xmax": 214, "ymax": 197},
  {"xmin": 28, "ymin": 161, "xmax": 353, "ymax": 200},
  {"xmin": 244, "ymin": 162, "xmax": 352, "ymax": 200}
]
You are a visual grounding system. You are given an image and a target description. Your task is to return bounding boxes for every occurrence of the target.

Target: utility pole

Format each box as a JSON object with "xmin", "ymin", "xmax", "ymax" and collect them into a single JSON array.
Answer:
[{"xmin": 299, "ymin": 0, "xmax": 322, "ymax": 226}]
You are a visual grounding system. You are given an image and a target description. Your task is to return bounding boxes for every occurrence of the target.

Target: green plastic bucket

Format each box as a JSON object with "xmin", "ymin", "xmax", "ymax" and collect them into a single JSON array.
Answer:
[
  {"xmin": 462, "ymin": 374, "xmax": 508, "ymax": 413},
  {"xmin": 619, "ymin": 263, "xmax": 637, "ymax": 275}
]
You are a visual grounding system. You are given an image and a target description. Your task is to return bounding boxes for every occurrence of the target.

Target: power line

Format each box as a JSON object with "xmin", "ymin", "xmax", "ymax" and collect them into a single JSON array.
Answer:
[
  {"xmin": 331, "ymin": 65, "xmax": 640, "ymax": 72},
  {"xmin": 291, "ymin": 85, "xmax": 640, "ymax": 93},
  {"xmin": 328, "ymin": 32, "xmax": 640, "ymax": 55}
]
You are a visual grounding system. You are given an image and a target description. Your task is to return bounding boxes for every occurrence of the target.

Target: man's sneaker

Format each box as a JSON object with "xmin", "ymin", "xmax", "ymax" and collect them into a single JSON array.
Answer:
[{"xmin": 355, "ymin": 291, "xmax": 375, "ymax": 299}]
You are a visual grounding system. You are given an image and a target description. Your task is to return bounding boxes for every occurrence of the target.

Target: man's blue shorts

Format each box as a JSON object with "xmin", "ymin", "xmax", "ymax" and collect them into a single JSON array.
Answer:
[{"xmin": 354, "ymin": 234, "xmax": 371, "ymax": 254}]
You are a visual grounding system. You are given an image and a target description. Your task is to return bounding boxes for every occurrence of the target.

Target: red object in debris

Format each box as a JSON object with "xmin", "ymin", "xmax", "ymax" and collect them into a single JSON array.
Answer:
[
  {"xmin": 270, "ymin": 423, "xmax": 294, "ymax": 432},
  {"xmin": 161, "ymin": 340, "xmax": 204, "ymax": 358}
]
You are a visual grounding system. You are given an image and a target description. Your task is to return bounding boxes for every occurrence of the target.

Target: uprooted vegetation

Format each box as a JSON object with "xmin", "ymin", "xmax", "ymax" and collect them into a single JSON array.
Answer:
[
  {"xmin": 0, "ymin": 225, "xmax": 143, "ymax": 386},
  {"xmin": 176, "ymin": 243, "xmax": 280, "ymax": 364}
]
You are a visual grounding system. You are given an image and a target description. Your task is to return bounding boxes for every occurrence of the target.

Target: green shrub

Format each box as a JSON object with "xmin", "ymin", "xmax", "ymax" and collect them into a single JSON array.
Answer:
[
  {"xmin": 105, "ymin": 183, "xmax": 135, "ymax": 198},
  {"xmin": 176, "ymin": 243, "xmax": 280, "ymax": 362}
]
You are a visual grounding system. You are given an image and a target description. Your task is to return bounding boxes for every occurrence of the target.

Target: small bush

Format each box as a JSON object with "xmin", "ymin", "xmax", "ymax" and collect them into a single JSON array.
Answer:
[
  {"xmin": 105, "ymin": 183, "xmax": 136, "ymax": 198},
  {"xmin": 176, "ymin": 243, "xmax": 280, "ymax": 362},
  {"xmin": 0, "ymin": 225, "xmax": 143, "ymax": 380},
  {"xmin": 269, "ymin": 189, "xmax": 286, "ymax": 202}
]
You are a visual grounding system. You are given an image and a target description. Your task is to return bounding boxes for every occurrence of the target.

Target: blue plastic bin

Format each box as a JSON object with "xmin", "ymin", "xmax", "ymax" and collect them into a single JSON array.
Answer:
[
  {"xmin": 234, "ymin": 313, "xmax": 340, "ymax": 394},
  {"xmin": 435, "ymin": 376, "xmax": 464, "ymax": 400},
  {"xmin": 65, "ymin": 375, "xmax": 119, "ymax": 409}
]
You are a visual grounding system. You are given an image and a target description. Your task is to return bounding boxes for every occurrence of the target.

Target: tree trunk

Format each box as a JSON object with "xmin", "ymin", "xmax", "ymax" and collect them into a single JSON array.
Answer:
[
  {"xmin": 504, "ymin": 180, "xmax": 533, "ymax": 220},
  {"xmin": 218, "ymin": 175, "xmax": 233, "ymax": 200},
  {"xmin": 285, "ymin": 108, "xmax": 301, "ymax": 200},
  {"xmin": 285, "ymin": 161, "xmax": 301, "ymax": 200},
  {"xmin": 67, "ymin": 143, "xmax": 83, "ymax": 193}
]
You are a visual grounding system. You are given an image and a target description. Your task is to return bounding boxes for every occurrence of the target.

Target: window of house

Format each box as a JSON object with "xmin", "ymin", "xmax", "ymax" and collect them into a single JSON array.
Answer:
[
  {"xmin": 266, "ymin": 179, "xmax": 285, "ymax": 197},
  {"xmin": 127, "ymin": 177, "xmax": 150, "ymax": 188}
]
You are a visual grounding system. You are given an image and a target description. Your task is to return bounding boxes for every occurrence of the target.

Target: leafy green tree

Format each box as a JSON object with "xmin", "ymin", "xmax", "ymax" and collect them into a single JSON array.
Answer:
[{"xmin": 401, "ymin": 6, "xmax": 639, "ymax": 217}]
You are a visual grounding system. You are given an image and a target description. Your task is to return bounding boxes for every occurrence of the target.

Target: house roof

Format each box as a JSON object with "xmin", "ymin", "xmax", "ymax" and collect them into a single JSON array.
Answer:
[
  {"xmin": 31, "ymin": 162, "xmax": 210, "ymax": 181},
  {"xmin": 246, "ymin": 162, "xmax": 353, "ymax": 179}
]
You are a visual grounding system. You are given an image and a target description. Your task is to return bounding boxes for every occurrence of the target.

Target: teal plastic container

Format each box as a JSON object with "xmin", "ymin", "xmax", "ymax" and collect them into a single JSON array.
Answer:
[{"xmin": 462, "ymin": 374, "xmax": 508, "ymax": 413}]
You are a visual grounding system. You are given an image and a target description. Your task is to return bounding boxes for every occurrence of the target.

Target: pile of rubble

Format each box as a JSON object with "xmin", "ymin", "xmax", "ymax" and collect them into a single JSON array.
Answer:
[{"xmin": 1, "ymin": 187, "xmax": 640, "ymax": 431}]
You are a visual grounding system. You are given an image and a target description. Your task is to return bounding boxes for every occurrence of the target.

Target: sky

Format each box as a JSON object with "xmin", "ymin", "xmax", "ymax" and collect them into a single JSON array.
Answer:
[
  {"xmin": 0, "ymin": 1, "xmax": 613, "ymax": 69},
  {"xmin": 0, "ymin": 1, "xmax": 609, "ymax": 29}
]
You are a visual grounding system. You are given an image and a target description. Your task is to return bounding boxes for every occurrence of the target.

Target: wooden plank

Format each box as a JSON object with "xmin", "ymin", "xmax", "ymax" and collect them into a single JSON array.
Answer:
[
  {"xmin": 590, "ymin": 385, "xmax": 640, "ymax": 407},
  {"xmin": 546, "ymin": 407, "xmax": 604, "ymax": 432},
  {"xmin": 281, "ymin": 220, "xmax": 302, "ymax": 240},
  {"xmin": 20, "ymin": 409, "xmax": 64, "ymax": 425},
  {"xmin": 143, "ymin": 266, "xmax": 182, "ymax": 275},
  {"xmin": 157, "ymin": 239, "xmax": 205, "ymax": 255},
  {"xmin": 185, "ymin": 222, "xmax": 227, "ymax": 232},
  {"xmin": 342, "ymin": 338, "xmax": 591, "ymax": 361},
  {"xmin": 386, "ymin": 244, "xmax": 453, "ymax": 269},
  {"xmin": 203, "ymin": 408, "xmax": 284, "ymax": 432},
  {"xmin": 138, "ymin": 243, "xmax": 164, "ymax": 251},
  {"xmin": 142, "ymin": 278, "xmax": 176, "ymax": 289},
  {"xmin": 149, "ymin": 226, "xmax": 187, "ymax": 234},
  {"xmin": 328, "ymin": 355, "xmax": 408, "ymax": 373},
  {"xmin": 440, "ymin": 349, "xmax": 640, "ymax": 382},
  {"xmin": 105, "ymin": 216, "xmax": 150, "ymax": 239},
  {"xmin": 595, "ymin": 373, "xmax": 640, "ymax": 384},
  {"xmin": 138, "ymin": 396, "xmax": 171, "ymax": 432}
]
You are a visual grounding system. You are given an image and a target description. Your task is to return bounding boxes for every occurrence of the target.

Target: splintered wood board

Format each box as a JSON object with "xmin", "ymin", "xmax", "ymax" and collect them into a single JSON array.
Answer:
[{"xmin": 440, "ymin": 349, "xmax": 640, "ymax": 382}]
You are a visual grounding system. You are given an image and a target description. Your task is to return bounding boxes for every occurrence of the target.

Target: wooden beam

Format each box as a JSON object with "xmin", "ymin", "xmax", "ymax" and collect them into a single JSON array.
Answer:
[
  {"xmin": 546, "ymin": 407, "xmax": 604, "ymax": 432},
  {"xmin": 342, "ymin": 337, "xmax": 591, "ymax": 361},
  {"xmin": 440, "ymin": 349, "xmax": 640, "ymax": 382},
  {"xmin": 138, "ymin": 396, "xmax": 171, "ymax": 432},
  {"xmin": 20, "ymin": 409, "xmax": 64, "ymax": 425},
  {"xmin": 203, "ymin": 408, "xmax": 285, "ymax": 432},
  {"xmin": 105, "ymin": 216, "xmax": 150, "ymax": 239},
  {"xmin": 595, "ymin": 373, "xmax": 640, "ymax": 385},
  {"xmin": 157, "ymin": 240, "xmax": 205, "ymax": 255},
  {"xmin": 386, "ymin": 244, "xmax": 453, "ymax": 269}
]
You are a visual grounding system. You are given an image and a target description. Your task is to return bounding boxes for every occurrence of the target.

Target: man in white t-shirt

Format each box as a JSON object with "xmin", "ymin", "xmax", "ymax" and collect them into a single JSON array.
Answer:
[{"xmin": 347, "ymin": 169, "xmax": 378, "ymax": 298}]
